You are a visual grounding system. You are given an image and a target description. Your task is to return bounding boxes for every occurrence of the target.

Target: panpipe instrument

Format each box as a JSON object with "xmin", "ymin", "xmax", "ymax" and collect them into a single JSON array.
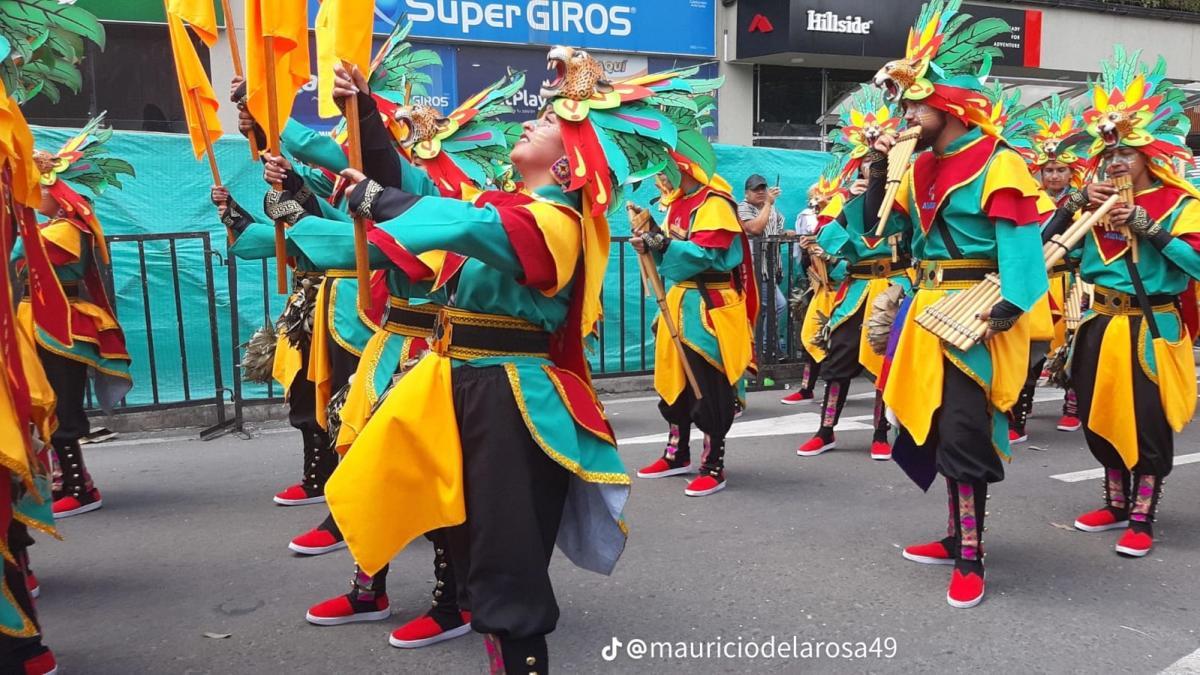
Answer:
[
  {"xmin": 1064, "ymin": 277, "xmax": 1091, "ymax": 332},
  {"xmin": 808, "ymin": 252, "xmax": 830, "ymax": 291},
  {"xmin": 874, "ymin": 126, "xmax": 922, "ymax": 237},
  {"xmin": 1101, "ymin": 174, "xmax": 1138, "ymax": 263},
  {"xmin": 914, "ymin": 193, "xmax": 1122, "ymax": 351}
]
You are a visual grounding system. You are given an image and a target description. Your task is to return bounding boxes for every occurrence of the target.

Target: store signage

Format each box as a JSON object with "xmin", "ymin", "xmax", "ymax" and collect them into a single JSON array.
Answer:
[
  {"xmin": 305, "ymin": 0, "xmax": 716, "ymax": 57},
  {"xmin": 805, "ymin": 11, "xmax": 873, "ymax": 35}
]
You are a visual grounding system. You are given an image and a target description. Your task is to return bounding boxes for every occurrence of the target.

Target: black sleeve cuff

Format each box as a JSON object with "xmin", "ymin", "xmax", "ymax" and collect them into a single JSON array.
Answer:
[
  {"xmin": 349, "ymin": 180, "xmax": 420, "ymax": 221},
  {"xmin": 221, "ymin": 197, "xmax": 256, "ymax": 233}
]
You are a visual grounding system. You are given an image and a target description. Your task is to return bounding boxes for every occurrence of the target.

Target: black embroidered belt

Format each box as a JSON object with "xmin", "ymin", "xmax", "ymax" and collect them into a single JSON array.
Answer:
[
  {"xmin": 917, "ymin": 260, "xmax": 998, "ymax": 290},
  {"xmin": 1092, "ymin": 286, "xmax": 1175, "ymax": 316},
  {"xmin": 385, "ymin": 300, "xmax": 439, "ymax": 339},
  {"xmin": 849, "ymin": 257, "xmax": 912, "ymax": 279},
  {"xmin": 687, "ymin": 272, "xmax": 734, "ymax": 285},
  {"xmin": 431, "ymin": 307, "xmax": 551, "ymax": 359},
  {"xmin": 24, "ymin": 282, "xmax": 79, "ymax": 299}
]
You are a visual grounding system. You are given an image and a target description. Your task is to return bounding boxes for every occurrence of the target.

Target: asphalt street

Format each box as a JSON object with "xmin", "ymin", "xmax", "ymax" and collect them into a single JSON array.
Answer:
[{"xmin": 34, "ymin": 380, "xmax": 1200, "ymax": 674}]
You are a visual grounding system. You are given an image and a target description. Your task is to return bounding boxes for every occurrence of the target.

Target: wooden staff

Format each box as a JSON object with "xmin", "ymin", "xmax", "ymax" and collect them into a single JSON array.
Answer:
[
  {"xmin": 627, "ymin": 202, "xmax": 702, "ymax": 399},
  {"xmin": 218, "ymin": 0, "xmax": 260, "ymax": 160},
  {"xmin": 190, "ymin": 88, "xmax": 222, "ymax": 185},
  {"xmin": 341, "ymin": 60, "xmax": 372, "ymax": 311},
  {"xmin": 263, "ymin": 35, "xmax": 288, "ymax": 294}
]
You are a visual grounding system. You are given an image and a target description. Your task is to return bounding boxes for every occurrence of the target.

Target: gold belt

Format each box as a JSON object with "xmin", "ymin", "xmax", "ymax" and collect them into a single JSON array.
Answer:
[
  {"xmin": 430, "ymin": 307, "xmax": 551, "ymax": 360},
  {"xmin": 324, "ymin": 269, "xmax": 357, "ymax": 279},
  {"xmin": 917, "ymin": 259, "xmax": 998, "ymax": 290},
  {"xmin": 676, "ymin": 280, "xmax": 734, "ymax": 290},
  {"xmin": 1091, "ymin": 286, "xmax": 1174, "ymax": 317},
  {"xmin": 849, "ymin": 258, "xmax": 911, "ymax": 280}
]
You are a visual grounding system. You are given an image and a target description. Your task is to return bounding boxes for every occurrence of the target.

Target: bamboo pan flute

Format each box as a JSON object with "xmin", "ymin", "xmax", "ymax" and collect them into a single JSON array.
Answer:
[
  {"xmin": 874, "ymin": 126, "xmax": 922, "ymax": 237},
  {"xmin": 914, "ymin": 193, "xmax": 1122, "ymax": 351},
  {"xmin": 1063, "ymin": 278, "xmax": 1091, "ymax": 332},
  {"xmin": 1100, "ymin": 174, "xmax": 1137, "ymax": 263}
]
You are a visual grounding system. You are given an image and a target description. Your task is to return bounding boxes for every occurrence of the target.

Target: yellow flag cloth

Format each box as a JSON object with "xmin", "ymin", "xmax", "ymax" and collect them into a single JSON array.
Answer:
[
  {"xmin": 271, "ymin": 332, "xmax": 302, "ymax": 394},
  {"xmin": 166, "ymin": 0, "xmax": 218, "ymax": 46},
  {"xmin": 244, "ymin": 0, "xmax": 311, "ymax": 136},
  {"xmin": 0, "ymin": 82, "xmax": 41, "ymax": 207},
  {"xmin": 1152, "ymin": 335, "xmax": 1197, "ymax": 432},
  {"xmin": 166, "ymin": 12, "xmax": 224, "ymax": 160},
  {"xmin": 315, "ymin": 0, "xmax": 375, "ymax": 119},
  {"xmin": 326, "ymin": 353, "xmax": 465, "ymax": 576}
]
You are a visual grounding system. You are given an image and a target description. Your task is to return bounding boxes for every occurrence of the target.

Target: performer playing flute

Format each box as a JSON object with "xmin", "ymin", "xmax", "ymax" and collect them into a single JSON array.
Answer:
[
  {"xmin": 797, "ymin": 84, "xmax": 910, "ymax": 461},
  {"xmin": 870, "ymin": 0, "xmax": 1054, "ymax": 608},
  {"xmin": 1048, "ymin": 46, "xmax": 1200, "ymax": 558}
]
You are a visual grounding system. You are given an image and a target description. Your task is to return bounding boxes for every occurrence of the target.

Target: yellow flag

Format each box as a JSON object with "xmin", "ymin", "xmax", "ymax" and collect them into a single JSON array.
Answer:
[
  {"xmin": 165, "ymin": 12, "xmax": 224, "ymax": 159},
  {"xmin": 166, "ymin": 0, "xmax": 218, "ymax": 46},
  {"xmin": 244, "ymin": 0, "xmax": 312, "ymax": 137},
  {"xmin": 315, "ymin": 0, "xmax": 375, "ymax": 119},
  {"xmin": 0, "ymin": 80, "xmax": 41, "ymax": 207}
]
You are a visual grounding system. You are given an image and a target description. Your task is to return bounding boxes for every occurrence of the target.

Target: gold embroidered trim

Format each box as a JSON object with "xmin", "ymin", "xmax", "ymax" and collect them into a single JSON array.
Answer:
[{"xmin": 541, "ymin": 364, "xmax": 616, "ymax": 446}]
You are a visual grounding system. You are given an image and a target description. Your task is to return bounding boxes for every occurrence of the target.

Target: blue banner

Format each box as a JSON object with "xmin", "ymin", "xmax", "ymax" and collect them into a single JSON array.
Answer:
[{"xmin": 307, "ymin": 0, "xmax": 716, "ymax": 57}]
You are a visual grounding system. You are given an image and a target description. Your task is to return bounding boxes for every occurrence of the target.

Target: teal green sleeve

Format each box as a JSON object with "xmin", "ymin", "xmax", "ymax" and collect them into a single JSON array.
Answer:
[
  {"xmin": 659, "ymin": 239, "xmax": 743, "ymax": 283},
  {"xmin": 996, "ymin": 219, "xmax": 1049, "ymax": 311},
  {"xmin": 285, "ymin": 217, "xmax": 394, "ymax": 271},
  {"xmin": 315, "ymin": 197, "xmax": 352, "ymax": 222},
  {"xmin": 229, "ymin": 219, "xmax": 286, "ymax": 260},
  {"xmin": 373, "ymin": 197, "xmax": 522, "ymax": 277},
  {"xmin": 291, "ymin": 162, "xmax": 336, "ymax": 199},
  {"xmin": 401, "ymin": 161, "xmax": 440, "ymax": 198},
  {"xmin": 10, "ymin": 235, "xmax": 23, "ymax": 262},
  {"xmin": 281, "ymin": 118, "xmax": 348, "ymax": 173},
  {"xmin": 1161, "ymin": 237, "xmax": 1200, "ymax": 280},
  {"xmin": 816, "ymin": 221, "xmax": 851, "ymax": 258}
]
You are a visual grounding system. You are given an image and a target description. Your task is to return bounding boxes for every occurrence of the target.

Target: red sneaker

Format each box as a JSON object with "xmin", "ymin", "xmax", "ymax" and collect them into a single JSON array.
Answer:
[
  {"xmin": 288, "ymin": 526, "xmax": 347, "ymax": 555},
  {"xmin": 1115, "ymin": 528, "xmax": 1153, "ymax": 557},
  {"xmin": 870, "ymin": 441, "xmax": 892, "ymax": 461},
  {"xmin": 796, "ymin": 435, "xmax": 835, "ymax": 457},
  {"xmin": 1008, "ymin": 429, "xmax": 1028, "ymax": 445},
  {"xmin": 684, "ymin": 472, "xmax": 726, "ymax": 497},
  {"xmin": 946, "ymin": 566, "xmax": 985, "ymax": 608},
  {"xmin": 274, "ymin": 483, "xmax": 325, "ymax": 506},
  {"xmin": 52, "ymin": 488, "xmax": 102, "ymax": 519},
  {"xmin": 305, "ymin": 593, "xmax": 391, "ymax": 626},
  {"xmin": 1074, "ymin": 507, "xmax": 1129, "ymax": 533},
  {"xmin": 22, "ymin": 649, "xmax": 57, "ymax": 675},
  {"xmin": 27, "ymin": 569, "xmax": 39, "ymax": 599},
  {"xmin": 901, "ymin": 538, "xmax": 955, "ymax": 565},
  {"xmin": 636, "ymin": 457, "xmax": 692, "ymax": 479},
  {"xmin": 1057, "ymin": 415, "xmax": 1082, "ymax": 432},
  {"xmin": 389, "ymin": 610, "xmax": 473, "ymax": 648},
  {"xmin": 780, "ymin": 390, "xmax": 813, "ymax": 405}
]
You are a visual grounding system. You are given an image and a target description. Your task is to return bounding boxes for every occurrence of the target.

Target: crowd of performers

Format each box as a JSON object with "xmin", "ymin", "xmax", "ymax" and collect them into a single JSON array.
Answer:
[{"xmin": 5, "ymin": 0, "xmax": 1200, "ymax": 671}]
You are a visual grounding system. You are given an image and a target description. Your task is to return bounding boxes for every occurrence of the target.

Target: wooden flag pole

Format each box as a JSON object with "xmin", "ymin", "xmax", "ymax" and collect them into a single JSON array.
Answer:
[
  {"xmin": 218, "ymin": 0, "xmax": 260, "ymax": 160},
  {"xmin": 341, "ymin": 60, "xmax": 372, "ymax": 311},
  {"xmin": 263, "ymin": 35, "xmax": 288, "ymax": 294},
  {"xmin": 190, "ymin": 88, "xmax": 222, "ymax": 185}
]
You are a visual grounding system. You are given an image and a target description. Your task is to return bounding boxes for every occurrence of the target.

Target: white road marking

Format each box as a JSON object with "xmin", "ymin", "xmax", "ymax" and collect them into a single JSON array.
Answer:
[
  {"xmin": 1161, "ymin": 646, "xmax": 1200, "ymax": 673},
  {"xmin": 619, "ymin": 414, "xmax": 875, "ymax": 446},
  {"xmin": 1051, "ymin": 452, "xmax": 1200, "ymax": 483}
]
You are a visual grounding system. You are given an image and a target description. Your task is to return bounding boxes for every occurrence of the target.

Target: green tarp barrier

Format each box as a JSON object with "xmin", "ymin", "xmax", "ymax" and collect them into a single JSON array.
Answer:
[{"xmin": 30, "ymin": 126, "xmax": 829, "ymax": 407}]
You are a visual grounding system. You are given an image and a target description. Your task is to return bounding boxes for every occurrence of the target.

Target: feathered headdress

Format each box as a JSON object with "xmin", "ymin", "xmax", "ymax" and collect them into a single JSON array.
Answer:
[
  {"xmin": 1082, "ymin": 45, "xmax": 1195, "ymax": 193},
  {"xmin": 540, "ymin": 46, "xmax": 721, "ymax": 217},
  {"xmin": 827, "ymin": 83, "xmax": 900, "ymax": 184},
  {"xmin": 391, "ymin": 69, "xmax": 525, "ymax": 194},
  {"xmin": 810, "ymin": 154, "xmax": 847, "ymax": 203},
  {"xmin": 33, "ymin": 113, "xmax": 134, "ymax": 263},
  {"xmin": 873, "ymin": 0, "xmax": 1011, "ymax": 135},
  {"xmin": 0, "ymin": 0, "xmax": 105, "ymax": 104},
  {"xmin": 1005, "ymin": 92, "xmax": 1089, "ymax": 182}
]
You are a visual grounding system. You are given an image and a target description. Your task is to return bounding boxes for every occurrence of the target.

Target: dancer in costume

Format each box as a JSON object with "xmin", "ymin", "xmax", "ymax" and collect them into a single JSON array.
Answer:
[
  {"xmin": 1045, "ymin": 47, "xmax": 1200, "ymax": 557},
  {"xmin": 13, "ymin": 116, "xmax": 134, "ymax": 519},
  {"xmin": 796, "ymin": 83, "xmax": 908, "ymax": 461},
  {"xmin": 1004, "ymin": 93, "xmax": 1091, "ymax": 440},
  {"xmin": 787, "ymin": 158, "xmax": 849, "ymax": 406},
  {"xmin": 871, "ymin": 0, "xmax": 1054, "ymax": 608},
  {"xmin": 303, "ymin": 71, "xmax": 525, "ymax": 650},
  {"xmin": 298, "ymin": 50, "xmax": 712, "ymax": 672},
  {"xmin": 632, "ymin": 120, "xmax": 759, "ymax": 497}
]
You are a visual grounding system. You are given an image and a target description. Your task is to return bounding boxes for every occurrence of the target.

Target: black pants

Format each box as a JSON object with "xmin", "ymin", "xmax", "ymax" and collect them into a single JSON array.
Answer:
[
  {"xmin": 820, "ymin": 303, "xmax": 866, "ymax": 381},
  {"xmin": 443, "ymin": 366, "xmax": 570, "ymax": 640},
  {"xmin": 923, "ymin": 358, "xmax": 1005, "ymax": 484},
  {"xmin": 1073, "ymin": 315, "xmax": 1173, "ymax": 476},
  {"xmin": 38, "ymin": 348, "xmax": 89, "ymax": 445},
  {"xmin": 658, "ymin": 347, "xmax": 736, "ymax": 441},
  {"xmin": 287, "ymin": 341, "xmax": 320, "ymax": 434},
  {"xmin": 0, "ymin": 521, "xmax": 44, "ymax": 669}
]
